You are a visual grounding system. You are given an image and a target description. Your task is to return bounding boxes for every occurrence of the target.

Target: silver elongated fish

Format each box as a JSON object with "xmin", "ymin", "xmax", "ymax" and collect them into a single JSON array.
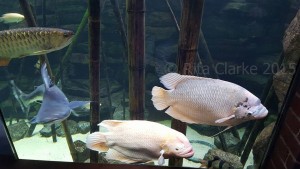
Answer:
[
  {"xmin": 0, "ymin": 27, "xmax": 74, "ymax": 66},
  {"xmin": 30, "ymin": 63, "xmax": 89, "ymax": 124},
  {"xmin": 151, "ymin": 73, "xmax": 268, "ymax": 127}
]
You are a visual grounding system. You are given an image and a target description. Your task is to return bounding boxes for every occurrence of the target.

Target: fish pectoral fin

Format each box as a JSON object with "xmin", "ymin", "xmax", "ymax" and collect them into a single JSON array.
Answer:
[
  {"xmin": 158, "ymin": 150, "xmax": 165, "ymax": 165},
  {"xmin": 215, "ymin": 115, "xmax": 235, "ymax": 124},
  {"xmin": 32, "ymin": 50, "xmax": 49, "ymax": 55},
  {"xmin": 165, "ymin": 106, "xmax": 194, "ymax": 124},
  {"xmin": 0, "ymin": 58, "xmax": 11, "ymax": 66},
  {"xmin": 106, "ymin": 149, "xmax": 141, "ymax": 164},
  {"xmin": 211, "ymin": 126, "xmax": 233, "ymax": 137},
  {"xmin": 69, "ymin": 101, "xmax": 90, "ymax": 109},
  {"xmin": 86, "ymin": 132, "xmax": 109, "ymax": 152}
]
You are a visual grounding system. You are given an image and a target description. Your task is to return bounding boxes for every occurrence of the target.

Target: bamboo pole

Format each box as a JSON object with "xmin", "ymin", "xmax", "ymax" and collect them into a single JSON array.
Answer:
[
  {"xmin": 169, "ymin": 0, "xmax": 204, "ymax": 167},
  {"xmin": 19, "ymin": 0, "xmax": 80, "ymax": 162},
  {"xmin": 126, "ymin": 0, "xmax": 145, "ymax": 120},
  {"xmin": 88, "ymin": 0, "xmax": 101, "ymax": 163},
  {"xmin": 102, "ymin": 53, "xmax": 113, "ymax": 119},
  {"xmin": 165, "ymin": 0, "xmax": 230, "ymax": 150},
  {"xmin": 109, "ymin": 0, "xmax": 128, "ymax": 120},
  {"xmin": 18, "ymin": 0, "xmax": 57, "ymax": 144},
  {"xmin": 110, "ymin": 0, "xmax": 128, "ymax": 59}
]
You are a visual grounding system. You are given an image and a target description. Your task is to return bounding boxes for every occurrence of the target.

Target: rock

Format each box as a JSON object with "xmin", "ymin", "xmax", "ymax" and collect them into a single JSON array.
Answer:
[
  {"xmin": 214, "ymin": 132, "xmax": 240, "ymax": 154},
  {"xmin": 273, "ymin": 9, "xmax": 300, "ymax": 106},
  {"xmin": 247, "ymin": 165, "xmax": 255, "ymax": 169},
  {"xmin": 0, "ymin": 82, "xmax": 10, "ymax": 103},
  {"xmin": 77, "ymin": 121, "xmax": 90, "ymax": 134},
  {"xmin": 273, "ymin": 70, "xmax": 293, "ymax": 104},
  {"xmin": 147, "ymin": 12, "xmax": 174, "ymax": 27},
  {"xmin": 63, "ymin": 79, "xmax": 122, "ymax": 98},
  {"xmin": 7, "ymin": 120, "xmax": 29, "ymax": 142},
  {"xmin": 56, "ymin": 120, "xmax": 78, "ymax": 137},
  {"xmin": 204, "ymin": 148, "xmax": 243, "ymax": 169},
  {"xmin": 98, "ymin": 152, "xmax": 109, "ymax": 164},
  {"xmin": 74, "ymin": 140, "xmax": 89, "ymax": 162},
  {"xmin": 39, "ymin": 123, "xmax": 61, "ymax": 137},
  {"xmin": 252, "ymin": 122, "xmax": 275, "ymax": 168},
  {"xmin": 69, "ymin": 53, "xmax": 89, "ymax": 64},
  {"xmin": 146, "ymin": 26, "xmax": 177, "ymax": 41}
]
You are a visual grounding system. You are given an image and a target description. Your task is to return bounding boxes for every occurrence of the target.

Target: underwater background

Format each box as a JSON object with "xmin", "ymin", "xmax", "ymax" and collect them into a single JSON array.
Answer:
[{"xmin": 0, "ymin": 0, "xmax": 299, "ymax": 168}]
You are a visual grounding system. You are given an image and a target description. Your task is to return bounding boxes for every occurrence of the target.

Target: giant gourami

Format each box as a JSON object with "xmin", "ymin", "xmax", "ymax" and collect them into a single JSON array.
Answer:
[{"xmin": 152, "ymin": 73, "xmax": 268, "ymax": 127}]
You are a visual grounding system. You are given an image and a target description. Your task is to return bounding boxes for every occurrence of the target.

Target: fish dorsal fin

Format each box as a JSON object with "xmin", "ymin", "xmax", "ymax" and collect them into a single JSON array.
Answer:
[
  {"xmin": 41, "ymin": 63, "xmax": 53, "ymax": 88},
  {"xmin": 158, "ymin": 150, "xmax": 165, "ymax": 165},
  {"xmin": 0, "ymin": 58, "xmax": 11, "ymax": 66},
  {"xmin": 99, "ymin": 120, "xmax": 124, "ymax": 130},
  {"xmin": 160, "ymin": 73, "xmax": 203, "ymax": 89}
]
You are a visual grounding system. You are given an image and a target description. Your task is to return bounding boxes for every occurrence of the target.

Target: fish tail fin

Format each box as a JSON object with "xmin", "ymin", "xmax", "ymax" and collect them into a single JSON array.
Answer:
[
  {"xmin": 0, "ymin": 17, "xmax": 3, "ymax": 22},
  {"xmin": 151, "ymin": 86, "xmax": 169, "ymax": 110},
  {"xmin": 86, "ymin": 132, "xmax": 109, "ymax": 152},
  {"xmin": 9, "ymin": 80, "xmax": 30, "ymax": 113}
]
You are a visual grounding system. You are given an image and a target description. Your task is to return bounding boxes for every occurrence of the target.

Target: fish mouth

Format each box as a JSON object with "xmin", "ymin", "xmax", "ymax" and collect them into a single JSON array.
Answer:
[
  {"xmin": 253, "ymin": 105, "xmax": 268, "ymax": 119},
  {"xmin": 178, "ymin": 147, "xmax": 194, "ymax": 158}
]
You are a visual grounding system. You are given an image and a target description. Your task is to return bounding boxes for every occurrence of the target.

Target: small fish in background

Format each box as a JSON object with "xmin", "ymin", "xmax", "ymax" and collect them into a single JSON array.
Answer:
[
  {"xmin": 0, "ymin": 27, "xmax": 74, "ymax": 66},
  {"xmin": 200, "ymin": 156, "xmax": 234, "ymax": 169},
  {"xmin": 151, "ymin": 73, "xmax": 268, "ymax": 127},
  {"xmin": 0, "ymin": 13, "xmax": 24, "ymax": 23},
  {"xmin": 30, "ymin": 63, "xmax": 89, "ymax": 124},
  {"xmin": 86, "ymin": 120, "xmax": 194, "ymax": 165}
]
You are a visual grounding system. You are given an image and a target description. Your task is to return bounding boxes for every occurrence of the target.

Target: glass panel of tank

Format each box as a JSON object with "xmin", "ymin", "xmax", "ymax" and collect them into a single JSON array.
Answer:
[{"xmin": 0, "ymin": 0, "xmax": 298, "ymax": 168}]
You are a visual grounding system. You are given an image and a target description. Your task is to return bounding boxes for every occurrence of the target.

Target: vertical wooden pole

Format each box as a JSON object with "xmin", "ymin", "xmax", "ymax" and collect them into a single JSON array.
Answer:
[
  {"xmin": 18, "ymin": 0, "xmax": 57, "ymax": 143},
  {"xmin": 126, "ymin": 0, "xmax": 145, "ymax": 120},
  {"xmin": 169, "ymin": 0, "xmax": 205, "ymax": 167},
  {"xmin": 88, "ymin": 0, "xmax": 101, "ymax": 163}
]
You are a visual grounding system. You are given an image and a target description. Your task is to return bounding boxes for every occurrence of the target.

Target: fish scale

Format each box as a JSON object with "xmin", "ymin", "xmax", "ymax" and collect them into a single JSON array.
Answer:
[
  {"xmin": 170, "ymin": 80, "xmax": 245, "ymax": 125},
  {"xmin": 0, "ymin": 27, "xmax": 74, "ymax": 66},
  {"xmin": 152, "ymin": 73, "xmax": 268, "ymax": 127},
  {"xmin": 86, "ymin": 120, "xmax": 194, "ymax": 165}
]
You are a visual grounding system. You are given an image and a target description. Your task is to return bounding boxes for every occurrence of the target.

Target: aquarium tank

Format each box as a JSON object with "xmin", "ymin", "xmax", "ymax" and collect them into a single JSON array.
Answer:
[{"xmin": 0, "ymin": 0, "xmax": 299, "ymax": 169}]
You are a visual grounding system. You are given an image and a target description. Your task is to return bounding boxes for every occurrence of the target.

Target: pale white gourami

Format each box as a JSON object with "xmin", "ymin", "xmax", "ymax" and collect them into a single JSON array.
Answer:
[{"xmin": 167, "ymin": 78, "xmax": 248, "ymax": 125}]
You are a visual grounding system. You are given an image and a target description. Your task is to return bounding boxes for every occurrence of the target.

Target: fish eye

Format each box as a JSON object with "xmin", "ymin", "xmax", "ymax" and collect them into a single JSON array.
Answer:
[
  {"xmin": 175, "ymin": 148, "xmax": 179, "ymax": 151},
  {"xmin": 247, "ymin": 112, "xmax": 252, "ymax": 116},
  {"xmin": 63, "ymin": 32, "xmax": 69, "ymax": 37}
]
